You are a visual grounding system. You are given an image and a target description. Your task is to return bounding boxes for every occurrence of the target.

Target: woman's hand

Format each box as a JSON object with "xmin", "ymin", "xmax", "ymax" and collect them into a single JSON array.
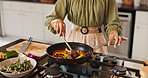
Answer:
[
  {"xmin": 108, "ymin": 30, "xmax": 128, "ymax": 48},
  {"xmin": 50, "ymin": 19, "xmax": 66, "ymax": 37}
]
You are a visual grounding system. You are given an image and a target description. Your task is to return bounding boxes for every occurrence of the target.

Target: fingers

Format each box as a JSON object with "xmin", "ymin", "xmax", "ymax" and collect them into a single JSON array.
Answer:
[
  {"xmin": 58, "ymin": 22, "xmax": 66, "ymax": 37},
  {"xmin": 108, "ymin": 36, "xmax": 128, "ymax": 48},
  {"xmin": 118, "ymin": 37, "xmax": 122, "ymax": 46},
  {"xmin": 108, "ymin": 32, "xmax": 128, "ymax": 48},
  {"xmin": 108, "ymin": 38, "xmax": 113, "ymax": 46},
  {"xmin": 55, "ymin": 23, "xmax": 59, "ymax": 34},
  {"xmin": 122, "ymin": 37, "xmax": 128, "ymax": 40},
  {"xmin": 50, "ymin": 19, "xmax": 66, "ymax": 37},
  {"xmin": 118, "ymin": 37, "xmax": 128, "ymax": 45},
  {"xmin": 52, "ymin": 21, "xmax": 59, "ymax": 34},
  {"xmin": 63, "ymin": 23, "xmax": 66, "ymax": 37},
  {"xmin": 114, "ymin": 36, "xmax": 119, "ymax": 48},
  {"xmin": 59, "ymin": 22, "xmax": 63, "ymax": 37}
]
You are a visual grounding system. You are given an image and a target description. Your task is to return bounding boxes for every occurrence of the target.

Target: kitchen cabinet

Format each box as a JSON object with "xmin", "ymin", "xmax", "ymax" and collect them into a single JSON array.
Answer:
[
  {"xmin": 1, "ymin": 1, "xmax": 72, "ymax": 43},
  {"xmin": 43, "ymin": 4, "xmax": 72, "ymax": 44},
  {"xmin": 1, "ymin": 1, "xmax": 44, "ymax": 41},
  {"xmin": 132, "ymin": 11, "xmax": 148, "ymax": 61},
  {"xmin": 2, "ymin": 10, "xmax": 23, "ymax": 36},
  {"xmin": 21, "ymin": 12, "xmax": 44, "ymax": 41},
  {"xmin": 1, "ymin": 1, "xmax": 22, "ymax": 36}
]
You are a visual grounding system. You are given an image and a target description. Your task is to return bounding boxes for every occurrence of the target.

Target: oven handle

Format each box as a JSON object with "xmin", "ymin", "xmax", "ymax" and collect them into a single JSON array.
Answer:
[{"xmin": 118, "ymin": 12, "xmax": 132, "ymax": 22}]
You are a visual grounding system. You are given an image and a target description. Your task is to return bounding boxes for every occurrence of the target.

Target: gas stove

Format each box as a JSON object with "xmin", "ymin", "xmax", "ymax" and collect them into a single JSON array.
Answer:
[
  {"xmin": 21, "ymin": 53, "xmax": 145, "ymax": 78},
  {"xmin": 0, "ymin": 54, "xmax": 145, "ymax": 78},
  {"xmin": 0, "ymin": 39, "xmax": 145, "ymax": 78}
]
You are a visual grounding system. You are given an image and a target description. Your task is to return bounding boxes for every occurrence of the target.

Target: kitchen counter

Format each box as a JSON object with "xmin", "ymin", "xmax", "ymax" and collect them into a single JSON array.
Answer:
[
  {"xmin": 0, "ymin": 39, "xmax": 147, "ymax": 78},
  {"xmin": 3, "ymin": 0, "xmax": 148, "ymax": 11}
]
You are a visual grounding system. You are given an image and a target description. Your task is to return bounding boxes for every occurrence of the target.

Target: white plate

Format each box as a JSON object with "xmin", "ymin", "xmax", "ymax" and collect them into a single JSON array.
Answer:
[{"xmin": 0, "ymin": 57, "xmax": 37, "ymax": 78}]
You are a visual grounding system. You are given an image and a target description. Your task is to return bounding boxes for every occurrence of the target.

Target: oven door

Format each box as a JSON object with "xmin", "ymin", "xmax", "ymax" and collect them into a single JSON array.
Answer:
[{"xmin": 108, "ymin": 12, "xmax": 132, "ymax": 58}]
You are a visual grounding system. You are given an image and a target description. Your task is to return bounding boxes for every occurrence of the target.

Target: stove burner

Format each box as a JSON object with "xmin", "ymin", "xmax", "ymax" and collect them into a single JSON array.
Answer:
[
  {"xmin": 113, "ymin": 66, "xmax": 127, "ymax": 75},
  {"xmin": 45, "ymin": 67, "xmax": 62, "ymax": 78}
]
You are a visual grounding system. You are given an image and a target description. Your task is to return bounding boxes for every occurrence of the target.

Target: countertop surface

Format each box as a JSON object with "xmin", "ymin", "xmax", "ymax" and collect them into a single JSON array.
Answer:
[
  {"xmin": 3, "ymin": 0, "xmax": 148, "ymax": 11},
  {"xmin": 0, "ymin": 39, "xmax": 146, "ymax": 78}
]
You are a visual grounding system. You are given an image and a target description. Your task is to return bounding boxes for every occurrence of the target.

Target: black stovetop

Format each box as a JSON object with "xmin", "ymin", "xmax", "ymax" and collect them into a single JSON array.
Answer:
[{"xmin": 0, "ymin": 39, "xmax": 147, "ymax": 78}]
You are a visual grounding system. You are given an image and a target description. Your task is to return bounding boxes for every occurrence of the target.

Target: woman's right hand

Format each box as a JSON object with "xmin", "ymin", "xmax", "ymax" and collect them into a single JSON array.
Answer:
[{"xmin": 50, "ymin": 19, "xmax": 66, "ymax": 37}]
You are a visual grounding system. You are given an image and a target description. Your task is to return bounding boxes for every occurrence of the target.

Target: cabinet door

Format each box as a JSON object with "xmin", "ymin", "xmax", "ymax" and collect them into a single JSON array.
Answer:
[
  {"xmin": 22, "ymin": 12, "xmax": 44, "ymax": 41},
  {"xmin": 132, "ymin": 25, "xmax": 148, "ymax": 61},
  {"xmin": 2, "ymin": 10, "xmax": 23, "ymax": 36},
  {"xmin": 132, "ymin": 11, "xmax": 148, "ymax": 61},
  {"xmin": 2, "ymin": 1, "xmax": 21, "ymax": 10}
]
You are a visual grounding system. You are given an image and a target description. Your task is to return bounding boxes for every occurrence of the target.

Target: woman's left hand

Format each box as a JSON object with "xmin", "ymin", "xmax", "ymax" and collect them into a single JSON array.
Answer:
[{"xmin": 108, "ymin": 30, "xmax": 128, "ymax": 48}]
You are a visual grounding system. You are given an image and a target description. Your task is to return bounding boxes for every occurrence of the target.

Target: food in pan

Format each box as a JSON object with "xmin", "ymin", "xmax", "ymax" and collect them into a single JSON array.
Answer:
[
  {"xmin": 52, "ymin": 49, "xmax": 87, "ymax": 59},
  {"xmin": 1, "ymin": 59, "xmax": 33, "ymax": 74}
]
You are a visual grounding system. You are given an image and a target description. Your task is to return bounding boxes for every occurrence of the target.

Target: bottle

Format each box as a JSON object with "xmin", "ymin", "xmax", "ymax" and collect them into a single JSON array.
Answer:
[{"xmin": 122, "ymin": 0, "xmax": 134, "ymax": 5}]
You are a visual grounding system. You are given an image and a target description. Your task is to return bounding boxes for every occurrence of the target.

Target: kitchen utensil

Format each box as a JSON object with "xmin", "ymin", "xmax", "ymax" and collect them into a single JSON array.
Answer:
[
  {"xmin": 62, "ymin": 37, "xmax": 72, "ymax": 50},
  {"xmin": 0, "ymin": 56, "xmax": 37, "ymax": 78},
  {"xmin": 62, "ymin": 37, "xmax": 79, "ymax": 58},
  {"xmin": 46, "ymin": 42, "xmax": 120, "ymax": 65},
  {"xmin": 20, "ymin": 37, "xmax": 33, "ymax": 54},
  {"xmin": 46, "ymin": 42, "xmax": 93, "ymax": 65}
]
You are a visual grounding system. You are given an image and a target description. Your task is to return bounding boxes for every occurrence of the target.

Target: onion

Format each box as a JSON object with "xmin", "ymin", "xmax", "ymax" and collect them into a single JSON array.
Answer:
[{"xmin": 27, "ymin": 53, "xmax": 40, "ymax": 62}]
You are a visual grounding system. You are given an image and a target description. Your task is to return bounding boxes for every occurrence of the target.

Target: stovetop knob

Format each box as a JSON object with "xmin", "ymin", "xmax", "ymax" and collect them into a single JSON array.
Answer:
[
  {"xmin": 111, "ymin": 57, "xmax": 117, "ymax": 64},
  {"xmin": 95, "ymin": 54, "xmax": 100, "ymax": 60},
  {"xmin": 103, "ymin": 55, "xmax": 109, "ymax": 62}
]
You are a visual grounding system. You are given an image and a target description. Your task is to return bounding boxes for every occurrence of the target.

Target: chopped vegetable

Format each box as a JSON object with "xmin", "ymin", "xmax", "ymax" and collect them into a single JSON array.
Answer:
[
  {"xmin": 4, "ymin": 50, "xmax": 18, "ymax": 59},
  {"xmin": 0, "ymin": 52, "xmax": 4, "ymax": 59},
  {"xmin": 52, "ymin": 49, "xmax": 87, "ymax": 59},
  {"xmin": 1, "ymin": 59, "xmax": 33, "ymax": 74},
  {"xmin": 27, "ymin": 53, "xmax": 41, "ymax": 62}
]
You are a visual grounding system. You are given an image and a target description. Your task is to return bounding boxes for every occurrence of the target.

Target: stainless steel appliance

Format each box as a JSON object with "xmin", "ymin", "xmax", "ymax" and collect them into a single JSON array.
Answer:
[{"xmin": 108, "ymin": 12, "xmax": 132, "ymax": 58}]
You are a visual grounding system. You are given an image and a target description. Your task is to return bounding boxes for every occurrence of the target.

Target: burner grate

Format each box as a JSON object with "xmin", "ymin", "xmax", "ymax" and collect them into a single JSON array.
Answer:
[{"xmin": 24, "ymin": 54, "xmax": 143, "ymax": 78}]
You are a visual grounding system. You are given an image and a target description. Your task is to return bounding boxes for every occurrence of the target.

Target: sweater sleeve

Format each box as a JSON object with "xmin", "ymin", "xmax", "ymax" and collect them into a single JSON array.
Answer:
[
  {"xmin": 104, "ymin": 0, "xmax": 122, "ymax": 36},
  {"xmin": 44, "ymin": 0, "xmax": 68, "ymax": 34}
]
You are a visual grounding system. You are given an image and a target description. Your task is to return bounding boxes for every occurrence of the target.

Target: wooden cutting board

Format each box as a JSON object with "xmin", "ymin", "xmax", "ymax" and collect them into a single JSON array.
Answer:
[
  {"xmin": 140, "ymin": 66, "xmax": 148, "ymax": 78},
  {"xmin": 6, "ymin": 41, "xmax": 50, "ymax": 57}
]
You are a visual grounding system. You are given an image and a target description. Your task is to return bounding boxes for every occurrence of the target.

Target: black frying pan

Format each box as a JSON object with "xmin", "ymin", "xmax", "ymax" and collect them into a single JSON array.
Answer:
[{"xmin": 46, "ymin": 42, "xmax": 93, "ymax": 65}]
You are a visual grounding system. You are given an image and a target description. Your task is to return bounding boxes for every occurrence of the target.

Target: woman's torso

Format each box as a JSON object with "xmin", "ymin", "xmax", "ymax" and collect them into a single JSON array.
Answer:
[{"xmin": 67, "ymin": 0, "xmax": 107, "ymax": 27}]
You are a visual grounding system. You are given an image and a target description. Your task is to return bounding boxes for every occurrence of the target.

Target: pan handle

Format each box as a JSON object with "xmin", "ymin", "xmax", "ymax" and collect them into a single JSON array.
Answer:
[
  {"xmin": 93, "ymin": 39, "xmax": 127, "ymax": 51},
  {"xmin": 93, "ymin": 43, "xmax": 114, "ymax": 51}
]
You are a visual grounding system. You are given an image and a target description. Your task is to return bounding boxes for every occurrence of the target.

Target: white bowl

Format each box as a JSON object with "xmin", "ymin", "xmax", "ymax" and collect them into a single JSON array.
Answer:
[{"xmin": 0, "ymin": 57, "xmax": 37, "ymax": 78}]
